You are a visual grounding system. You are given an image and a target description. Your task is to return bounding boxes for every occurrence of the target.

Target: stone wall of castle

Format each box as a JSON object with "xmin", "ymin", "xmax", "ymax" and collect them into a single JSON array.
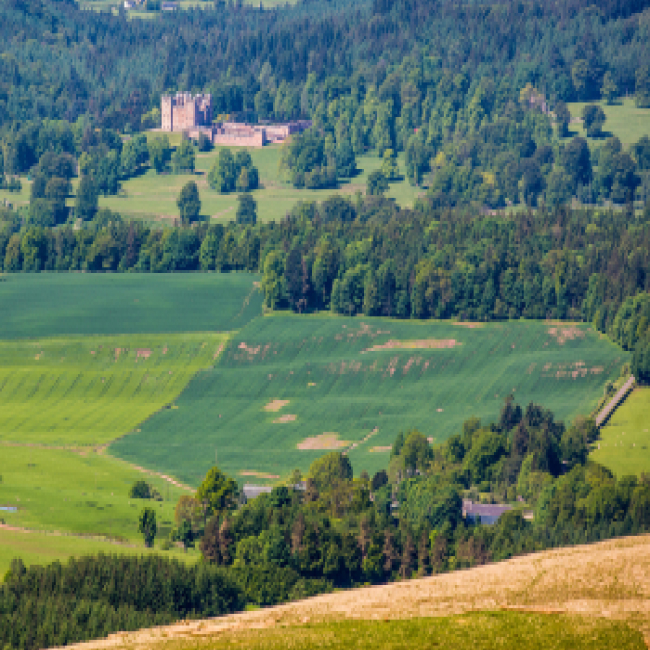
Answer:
[{"xmin": 161, "ymin": 93, "xmax": 212, "ymax": 132}]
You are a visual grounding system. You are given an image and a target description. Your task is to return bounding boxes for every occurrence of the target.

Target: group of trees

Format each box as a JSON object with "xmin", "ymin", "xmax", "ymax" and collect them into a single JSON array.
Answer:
[
  {"xmin": 165, "ymin": 400, "xmax": 650, "ymax": 594},
  {"xmin": 208, "ymin": 148, "xmax": 259, "ymax": 193},
  {"xmin": 2, "ymin": 199, "xmax": 650, "ymax": 354}
]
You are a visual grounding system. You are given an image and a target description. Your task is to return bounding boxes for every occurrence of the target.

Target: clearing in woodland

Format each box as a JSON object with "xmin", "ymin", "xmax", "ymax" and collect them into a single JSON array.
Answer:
[
  {"xmin": 591, "ymin": 387, "xmax": 650, "ymax": 477},
  {"xmin": 111, "ymin": 315, "xmax": 626, "ymax": 485},
  {"xmin": 63, "ymin": 534, "xmax": 650, "ymax": 650}
]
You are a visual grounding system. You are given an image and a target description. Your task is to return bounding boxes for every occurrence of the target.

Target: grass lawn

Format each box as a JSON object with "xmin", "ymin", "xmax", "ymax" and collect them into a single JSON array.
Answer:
[
  {"xmin": 0, "ymin": 333, "xmax": 228, "ymax": 446},
  {"xmin": 97, "ymin": 146, "xmax": 420, "ymax": 223},
  {"xmin": 0, "ymin": 273, "xmax": 262, "ymax": 338},
  {"xmin": 566, "ymin": 98, "xmax": 650, "ymax": 147},
  {"xmin": 590, "ymin": 387, "xmax": 650, "ymax": 476},
  {"xmin": 112, "ymin": 315, "xmax": 626, "ymax": 485},
  {"xmin": 0, "ymin": 447, "xmax": 191, "ymax": 540}
]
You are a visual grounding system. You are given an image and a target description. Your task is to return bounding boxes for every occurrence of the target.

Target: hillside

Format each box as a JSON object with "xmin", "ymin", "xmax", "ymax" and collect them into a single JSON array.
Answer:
[
  {"xmin": 111, "ymin": 315, "xmax": 626, "ymax": 484},
  {"xmin": 61, "ymin": 534, "xmax": 650, "ymax": 649}
]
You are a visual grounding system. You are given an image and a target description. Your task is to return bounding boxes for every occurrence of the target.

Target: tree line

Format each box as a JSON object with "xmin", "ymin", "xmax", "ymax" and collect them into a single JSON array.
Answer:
[{"xmin": 2, "ymin": 199, "xmax": 650, "ymax": 364}]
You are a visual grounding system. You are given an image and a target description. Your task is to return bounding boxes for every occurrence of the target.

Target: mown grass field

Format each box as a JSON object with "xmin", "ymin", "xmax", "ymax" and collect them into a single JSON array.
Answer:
[
  {"xmin": 69, "ymin": 535, "xmax": 650, "ymax": 650},
  {"xmin": 111, "ymin": 315, "xmax": 626, "ymax": 484},
  {"xmin": 567, "ymin": 98, "xmax": 650, "ymax": 147},
  {"xmin": 590, "ymin": 387, "xmax": 650, "ymax": 477},
  {"xmin": 0, "ymin": 333, "xmax": 228, "ymax": 446},
  {"xmin": 0, "ymin": 273, "xmax": 262, "ymax": 338}
]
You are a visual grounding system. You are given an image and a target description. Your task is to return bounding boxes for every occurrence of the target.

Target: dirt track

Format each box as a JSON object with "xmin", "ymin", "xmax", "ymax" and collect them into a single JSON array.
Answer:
[{"xmin": 58, "ymin": 534, "xmax": 650, "ymax": 650}]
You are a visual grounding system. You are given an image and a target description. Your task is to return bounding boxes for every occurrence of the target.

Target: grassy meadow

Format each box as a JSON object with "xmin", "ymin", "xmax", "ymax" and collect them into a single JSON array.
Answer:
[
  {"xmin": 567, "ymin": 98, "xmax": 650, "ymax": 147},
  {"xmin": 590, "ymin": 387, "xmax": 650, "ymax": 477},
  {"xmin": 0, "ymin": 273, "xmax": 262, "ymax": 338},
  {"xmin": 0, "ymin": 446, "xmax": 190, "ymax": 540},
  {"xmin": 0, "ymin": 528, "xmax": 193, "ymax": 581},
  {"xmin": 111, "ymin": 315, "xmax": 626, "ymax": 484},
  {"xmin": 0, "ymin": 333, "xmax": 228, "ymax": 446}
]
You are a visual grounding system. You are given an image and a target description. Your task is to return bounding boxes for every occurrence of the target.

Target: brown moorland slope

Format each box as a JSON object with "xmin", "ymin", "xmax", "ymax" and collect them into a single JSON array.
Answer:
[{"xmin": 58, "ymin": 534, "xmax": 650, "ymax": 650}]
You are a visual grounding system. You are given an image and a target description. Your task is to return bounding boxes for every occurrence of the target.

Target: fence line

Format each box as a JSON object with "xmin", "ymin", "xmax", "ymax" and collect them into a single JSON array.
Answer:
[{"xmin": 595, "ymin": 375, "xmax": 636, "ymax": 428}]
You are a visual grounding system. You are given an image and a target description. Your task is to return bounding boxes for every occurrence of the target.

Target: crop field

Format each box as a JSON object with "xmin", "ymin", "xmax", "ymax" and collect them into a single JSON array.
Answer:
[
  {"xmin": 590, "ymin": 387, "xmax": 650, "ymax": 477},
  {"xmin": 111, "ymin": 315, "xmax": 626, "ymax": 484},
  {"xmin": 0, "ymin": 273, "xmax": 262, "ymax": 338},
  {"xmin": 567, "ymin": 98, "xmax": 650, "ymax": 147},
  {"xmin": 0, "ymin": 333, "xmax": 228, "ymax": 446},
  {"xmin": 72, "ymin": 534, "xmax": 650, "ymax": 650}
]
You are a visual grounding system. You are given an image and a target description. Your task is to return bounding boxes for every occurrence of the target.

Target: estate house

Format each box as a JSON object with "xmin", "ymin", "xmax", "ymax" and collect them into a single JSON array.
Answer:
[{"xmin": 161, "ymin": 92, "xmax": 311, "ymax": 147}]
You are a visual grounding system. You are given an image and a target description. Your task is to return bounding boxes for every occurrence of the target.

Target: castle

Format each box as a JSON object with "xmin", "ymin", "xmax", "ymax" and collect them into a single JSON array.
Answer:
[{"xmin": 160, "ymin": 92, "xmax": 310, "ymax": 147}]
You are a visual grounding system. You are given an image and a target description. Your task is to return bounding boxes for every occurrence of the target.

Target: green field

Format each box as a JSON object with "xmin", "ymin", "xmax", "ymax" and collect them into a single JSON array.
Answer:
[
  {"xmin": 161, "ymin": 612, "xmax": 645, "ymax": 650},
  {"xmin": 590, "ymin": 387, "xmax": 650, "ymax": 477},
  {"xmin": 0, "ymin": 528, "xmax": 192, "ymax": 580},
  {"xmin": 0, "ymin": 446, "xmax": 188, "ymax": 538},
  {"xmin": 0, "ymin": 273, "xmax": 262, "ymax": 338},
  {"xmin": 111, "ymin": 315, "xmax": 626, "ymax": 484},
  {"xmin": 567, "ymin": 98, "xmax": 650, "ymax": 147},
  {"xmin": 0, "ymin": 333, "xmax": 228, "ymax": 446}
]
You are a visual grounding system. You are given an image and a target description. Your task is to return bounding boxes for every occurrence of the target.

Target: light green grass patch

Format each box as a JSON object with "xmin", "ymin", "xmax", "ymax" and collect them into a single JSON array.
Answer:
[
  {"xmin": 566, "ymin": 98, "xmax": 650, "ymax": 147},
  {"xmin": 158, "ymin": 612, "xmax": 645, "ymax": 650},
  {"xmin": 102, "ymin": 145, "xmax": 420, "ymax": 223},
  {"xmin": 0, "ymin": 528, "xmax": 194, "ymax": 581},
  {"xmin": 590, "ymin": 387, "xmax": 650, "ymax": 476},
  {"xmin": 0, "ymin": 333, "xmax": 227, "ymax": 446},
  {"xmin": 0, "ymin": 446, "xmax": 192, "ymax": 542},
  {"xmin": 0, "ymin": 273, "xmax": 262, "ymax": 338},
  {"xmin": 112, "ymin": 316, "xmax": 626, "ymax": 484}
]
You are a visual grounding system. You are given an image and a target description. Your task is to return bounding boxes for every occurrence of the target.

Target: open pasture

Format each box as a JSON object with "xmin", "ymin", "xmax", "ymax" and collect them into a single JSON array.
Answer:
[
  {"xmin": 590, "ymin": 387, "xmax": 650, "ymax": 477},
  {"xmin": 0, "ymin": 273, "xmax": 261, "ymax": 338},
  {"xmin": 111, "ymin": 316, "xmax": 626, "ymax": 484},
  {"xmin": 0, "ymin": 333, "xmax": 227, "ymax": 446},
  {"xmin": 0, "ymin": 446, "xmax": 188, "ymax": 541}
]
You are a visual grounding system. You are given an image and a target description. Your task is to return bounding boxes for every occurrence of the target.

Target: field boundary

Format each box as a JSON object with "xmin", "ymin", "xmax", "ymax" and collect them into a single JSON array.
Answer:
[{"xmin": 595, "ymin": 375, "xmax": 636, "ymax": 427}]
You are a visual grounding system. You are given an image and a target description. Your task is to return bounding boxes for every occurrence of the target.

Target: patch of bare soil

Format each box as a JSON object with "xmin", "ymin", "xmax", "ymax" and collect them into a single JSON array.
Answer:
[
  {"xmin": 273, "ymin": 414, "xmax": 297, "ymax": 424},
  {"xmin": 239, "ymin": 470, "xmax": 280, "ymax": 479},
  {"xmin": 264, "ymin": 399, "xmax": 290, "ymax": 412},
  {"xmin": 297, "ymin": 433, "xmax": 349, "ymax": 450},
  {"xmin": 453, "ymin": 322, "xmax": 484, "ymax": 328},
  {"xmin": 369, "ymin": 446, "xmax": 392, "ymax": 453},
  {"xmin": 363, "ymin": 339, "xmax": 460, "ymax": 352},
  {"xmin": 547, "ymin": 324, "xmax": 586, "ymax": 345},
  {"xmin": 62, "ymin": 535, "xmax": 650, "ymax": 650}
]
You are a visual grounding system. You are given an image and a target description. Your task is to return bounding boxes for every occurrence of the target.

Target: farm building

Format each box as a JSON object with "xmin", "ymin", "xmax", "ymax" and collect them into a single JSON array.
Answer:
[{"xmin": 462, "ymin": 500, "xmax": 512, "ymax": 525}]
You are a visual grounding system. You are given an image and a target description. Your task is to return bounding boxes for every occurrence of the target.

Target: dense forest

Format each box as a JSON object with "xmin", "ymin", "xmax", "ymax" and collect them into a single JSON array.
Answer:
[
  {"xmin": 1, "ymin": 0, "xmax": 650, "ymax": 203},
  {"xmin": 4, "ymin": 400, "xmax": 650, "ymax": 649}
]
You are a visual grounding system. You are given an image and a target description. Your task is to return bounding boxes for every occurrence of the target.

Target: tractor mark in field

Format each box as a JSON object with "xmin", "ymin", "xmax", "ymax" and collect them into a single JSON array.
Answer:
[{"xmin": 362, "ymin": 339, "xmax": 460, "ymax": 352}]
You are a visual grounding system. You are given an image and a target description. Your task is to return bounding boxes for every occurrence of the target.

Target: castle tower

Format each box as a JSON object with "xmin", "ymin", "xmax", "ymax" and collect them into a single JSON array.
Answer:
[{"xmin": 161, "ymin": 95, "xmax": 174, "ymax": 132}]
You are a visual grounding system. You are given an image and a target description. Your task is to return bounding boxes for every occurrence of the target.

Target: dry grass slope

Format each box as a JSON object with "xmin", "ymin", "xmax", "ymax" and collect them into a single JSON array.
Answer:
[{"xmin": 61, "ymin": 534, "xmax": 650, "ymax": 650}]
